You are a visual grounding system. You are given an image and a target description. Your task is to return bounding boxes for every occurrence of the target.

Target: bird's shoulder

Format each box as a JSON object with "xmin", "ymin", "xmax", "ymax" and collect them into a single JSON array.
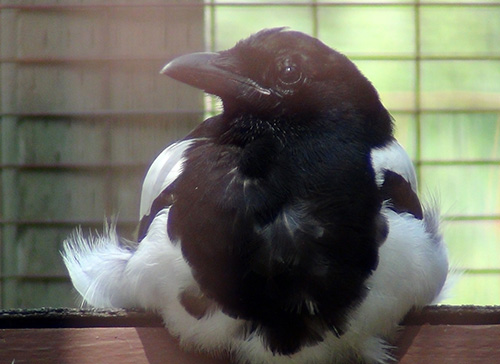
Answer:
[
  {"xmin": 138, "ymin": 115, "xmax": 228, "ymax": 240},
  {"xmin": 371, "ymin": 139, "xmax": 423, "ymax": 219}
]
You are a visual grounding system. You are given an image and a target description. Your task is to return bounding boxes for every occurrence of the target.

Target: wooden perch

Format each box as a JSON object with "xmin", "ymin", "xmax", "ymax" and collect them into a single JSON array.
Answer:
[{"xmin": 1, "ymin": 306, "xmax": 499, "ymax": 363}]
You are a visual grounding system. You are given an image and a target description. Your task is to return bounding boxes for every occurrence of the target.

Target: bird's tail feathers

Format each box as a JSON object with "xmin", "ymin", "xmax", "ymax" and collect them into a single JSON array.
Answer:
[
  {"xmin": 62, "ymin": 209, "xmax": 183, "ymax": 310},
  {"xmin": 62, "ymin": 223, "xmax": 137, "ymax": 308}
]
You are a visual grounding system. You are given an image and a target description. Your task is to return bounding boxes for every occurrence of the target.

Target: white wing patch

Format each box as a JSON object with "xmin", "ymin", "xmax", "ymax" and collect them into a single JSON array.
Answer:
[
  {"xmin": 370, "ymin": 139, "xmax": 418, "ymax": 193},
  {"xmin": 139, "ymin": 139, "xmax": 196, "ymax": 219}
]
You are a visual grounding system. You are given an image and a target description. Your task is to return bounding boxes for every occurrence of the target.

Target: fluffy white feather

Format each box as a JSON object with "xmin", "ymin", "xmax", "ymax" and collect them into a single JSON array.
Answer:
[{"xmin": 63, "ymin": 209, "xmax": 186, "ymax": 310}]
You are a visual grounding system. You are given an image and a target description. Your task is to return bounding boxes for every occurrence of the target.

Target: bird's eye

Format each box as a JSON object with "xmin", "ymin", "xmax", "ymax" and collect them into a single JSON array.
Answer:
[{"xmin": 277, "ymin": 60, "xmax": 302, "ymax": 86}]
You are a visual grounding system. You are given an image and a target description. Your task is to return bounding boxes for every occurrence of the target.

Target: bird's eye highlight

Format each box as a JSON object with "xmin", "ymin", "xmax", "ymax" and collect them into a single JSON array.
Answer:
[{"xmin": 277, "ymin": 60, "xmax": 303, "ymax": 86}]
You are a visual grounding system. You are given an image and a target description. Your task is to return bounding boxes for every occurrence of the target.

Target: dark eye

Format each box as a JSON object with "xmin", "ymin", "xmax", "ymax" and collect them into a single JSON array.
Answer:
[{"xmin": 277, "ymin": 59, "xmax": 302, "ymax": 86}]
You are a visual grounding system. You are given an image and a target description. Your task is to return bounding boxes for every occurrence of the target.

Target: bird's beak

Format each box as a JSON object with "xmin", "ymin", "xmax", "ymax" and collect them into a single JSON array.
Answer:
[{"xmin": 160, "ymin": 52, "xmax": 275, "ymax": 102}]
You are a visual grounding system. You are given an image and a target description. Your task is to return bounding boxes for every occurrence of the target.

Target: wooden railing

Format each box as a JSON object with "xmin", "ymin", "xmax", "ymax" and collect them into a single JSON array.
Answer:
[{"xmin": 1, "ymin": 306, "xmax": 499, "ymax": 363}]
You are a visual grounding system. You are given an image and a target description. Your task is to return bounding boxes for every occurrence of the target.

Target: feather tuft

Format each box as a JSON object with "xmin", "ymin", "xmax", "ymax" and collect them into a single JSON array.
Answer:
[{"xmin": 62, "ymin": 222, "xmax": 135, "ymax": 308}]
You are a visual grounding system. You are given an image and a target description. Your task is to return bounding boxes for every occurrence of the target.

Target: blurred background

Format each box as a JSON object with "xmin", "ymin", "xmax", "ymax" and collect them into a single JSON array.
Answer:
[{"xmin": 0, "ymin": 0, "xmax": 498, "ymax": 309}]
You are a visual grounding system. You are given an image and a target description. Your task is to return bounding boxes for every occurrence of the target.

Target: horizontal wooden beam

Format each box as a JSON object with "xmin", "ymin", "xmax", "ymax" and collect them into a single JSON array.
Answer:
[
  {"xmin": 396, "ymin": 324, "xmax": 500, "ymax": 364},
  {"xmin": 1, "ymin": 306, "xmax": 499, "ymax": 363},
  {"xmin": 1, "ymin": 327, "xmax": 231, "ymax": 364}
]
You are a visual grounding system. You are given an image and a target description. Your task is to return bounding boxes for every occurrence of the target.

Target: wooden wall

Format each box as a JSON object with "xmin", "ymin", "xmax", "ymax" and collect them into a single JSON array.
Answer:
[{"xmin": 0, "ymin": 1, "xmax": 204, "ymax": 308}]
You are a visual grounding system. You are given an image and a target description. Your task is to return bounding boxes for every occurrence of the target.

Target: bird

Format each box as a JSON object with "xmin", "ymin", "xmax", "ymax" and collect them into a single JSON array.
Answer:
[{"xmin": 62, "ymin": 28, "xmax": 449, "ymax": 364}]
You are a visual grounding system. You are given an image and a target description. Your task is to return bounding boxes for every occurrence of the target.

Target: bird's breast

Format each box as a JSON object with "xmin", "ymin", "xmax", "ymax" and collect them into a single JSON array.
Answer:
[{"xmin": 165, "ymin": 137, "xmax": 383, "ymax": 354}]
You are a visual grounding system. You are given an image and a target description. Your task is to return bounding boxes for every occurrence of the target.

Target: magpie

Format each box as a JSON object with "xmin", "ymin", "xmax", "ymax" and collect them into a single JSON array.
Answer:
[{"xmin": 63, "ymin": 28, "xmax": 449, "ymax": 364}]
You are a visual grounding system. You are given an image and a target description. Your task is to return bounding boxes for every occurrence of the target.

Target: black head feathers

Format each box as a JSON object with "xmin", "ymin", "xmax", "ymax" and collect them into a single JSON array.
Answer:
[{"xmin": 162, "ymin": 28, "xmax": 393, "ymax": 146}]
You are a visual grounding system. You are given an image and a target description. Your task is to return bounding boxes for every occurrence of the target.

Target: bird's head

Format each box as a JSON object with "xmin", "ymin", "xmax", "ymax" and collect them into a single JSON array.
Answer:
[{"xmin": 161, "ymin": 28, "xmax": 392, "ymax": 146}]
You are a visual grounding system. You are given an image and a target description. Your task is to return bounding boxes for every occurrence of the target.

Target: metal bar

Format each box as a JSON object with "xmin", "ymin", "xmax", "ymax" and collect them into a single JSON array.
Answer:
[
  {"xmin": 1, "ymin": 159, "xmax": 499, "ymax": 172},
  {"xmin": 2, "ymin": 55, "xmax": 500, "ymax": 64},
  {"xmin": 1, "ymin": 215, "xmax": 498, "ymax": 227},
  {"xmin": 407, "ymin": 109, "xmax": 500, "ymax": 114},
  {"xmin": 442, "ymin": 215, "xmax": 500, "ymax": 221},
  {"xmin": 102, "ymin": 8, "xmax": 114, "ymax": 219},
  {"xmin": 0, "ymin": 275, "xmax": 71, "ymax": 281},
  {"xmin": 463, "ymin": 268, "xmax": 500, "ymax": 275},
  {"xmin": 19, "ymin": 271, "xmax": 500, "ymax": 284},
  {"xmin": 208, "ymin": 0, "xmax": 216, "ymax": 52},
  {"xmin": 311, "ymin": 0, "xmax": 319, "ymax": 38},
  {"xmin": 206, "ymin": 2, "xmax": 500, "ymax": 6},
  {"xmin": 206, "ymin": 0, "xmax": 218, "ymax": 116},
  {"xmin": 0, "ymin": 108, "xmax": 498, "ymax": 118},
  {"xmin": 0, "ymin": 110, "xmax": 204, "ymax": 118},
  {"xmin": 0, "ymin": 163, "xmax": 147, "ymax": 171},
  {"xmin": 414, "ymin": 0, "xmax": 423, "ymax": 190},
  {"xmin": 0, "ymin": 57, "xmax": 171, "ymax": 63},
  {"xmin": 0, "ymin": 219, "xmax": 137, "ymax": 227},
  {"xmin": 1, "ymin": 2, "xmax": 500, "ymax": 10},
  {"xmin": 418, "ymin": 160, "xmax": 500, "ymax": 166}
]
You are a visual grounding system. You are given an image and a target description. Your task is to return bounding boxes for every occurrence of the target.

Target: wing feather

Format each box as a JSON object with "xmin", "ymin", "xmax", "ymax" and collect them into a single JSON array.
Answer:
[
  {"xmin": 139, "ymin": 139, "xmax": 196, "ymax": 219},
  {"xmin": 371, "ymin": 139, "xmax": 418, "ymax": 193},
  {"xmin": 371, "ymin": 140, "xmax": 422, "ymax": 218}
]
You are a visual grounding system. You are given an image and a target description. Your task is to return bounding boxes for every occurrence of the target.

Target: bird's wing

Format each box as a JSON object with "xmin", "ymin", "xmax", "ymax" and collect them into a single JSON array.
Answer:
[
  {"xmin": 371, "ymin": 139, "xmax": 422, "ymax": 219},
  {"xmin": 371, "ymin": 139, "xmax": 417, "ymax": 192},
  {"xmin": 137, "ymin": 138, "xmax": 196, "ymax": 242},
  {"xmin": 139, "ymin": 138, "xmax": 195, "ymax": 219},
  {"xmin": 139, "ymin": 115, "xmax": 224, "ymax": 221}
]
